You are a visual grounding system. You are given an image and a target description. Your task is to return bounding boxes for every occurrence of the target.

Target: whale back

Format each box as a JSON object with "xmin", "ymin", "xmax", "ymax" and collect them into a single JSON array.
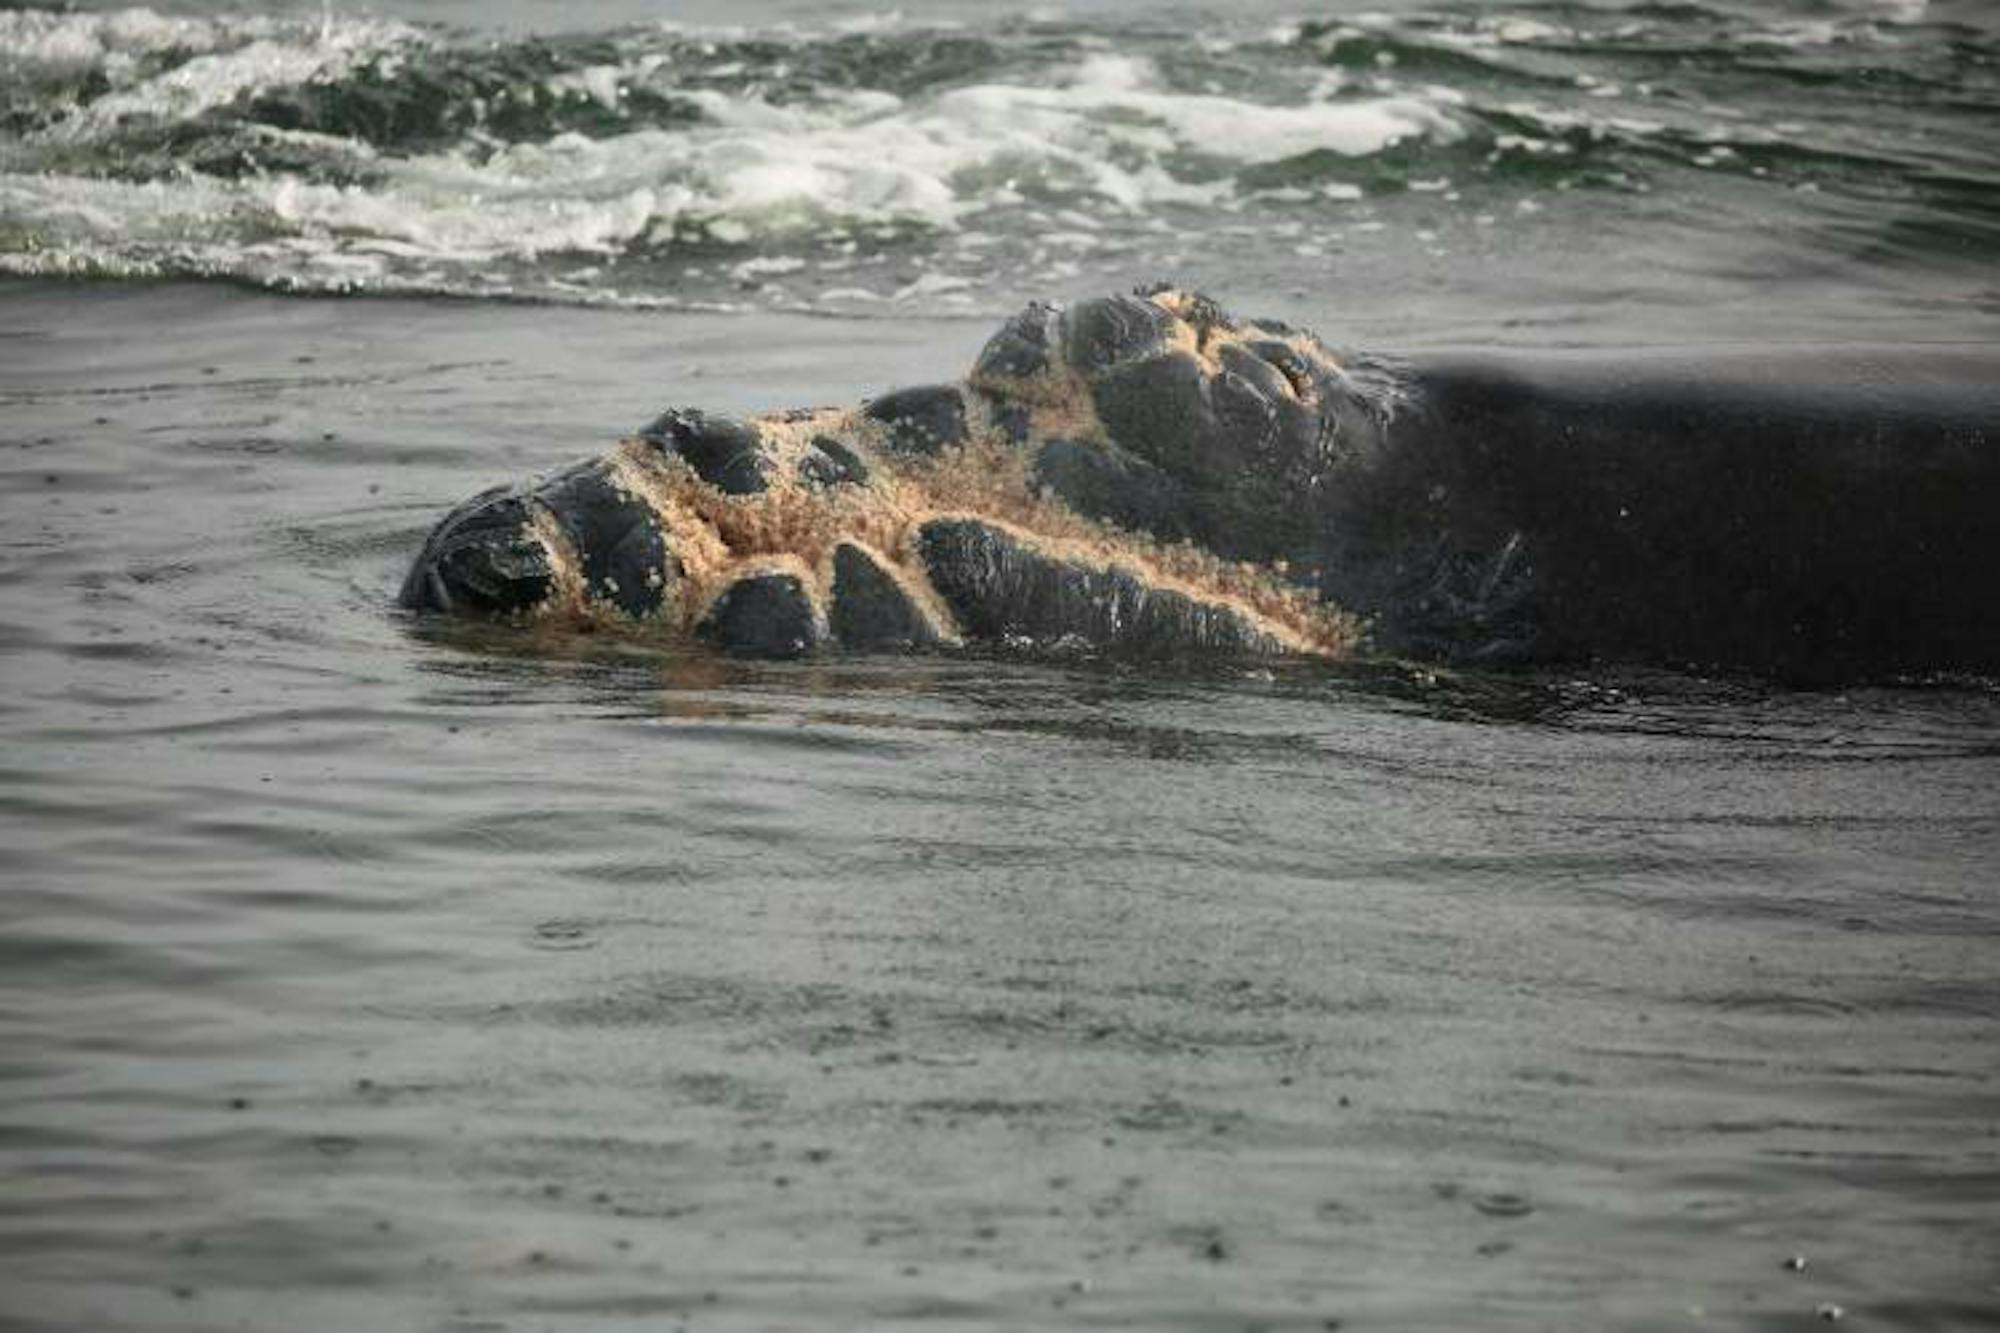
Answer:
[{"xmin": 1366, "ymin": 347, "xmax": 2000, "ymax": 680}]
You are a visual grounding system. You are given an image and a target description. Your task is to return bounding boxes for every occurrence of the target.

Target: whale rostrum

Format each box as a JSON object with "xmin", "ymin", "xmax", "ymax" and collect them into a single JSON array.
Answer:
[{"xmin": 401, "ymin": 288, "xmax": 1371, "ymax": 661}]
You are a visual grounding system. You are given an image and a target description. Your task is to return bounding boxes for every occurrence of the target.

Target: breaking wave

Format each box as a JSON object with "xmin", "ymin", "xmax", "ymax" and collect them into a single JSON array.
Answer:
[{"xmin": 2, "ymin": 3, "xmax": 1994, "ymax": 310}]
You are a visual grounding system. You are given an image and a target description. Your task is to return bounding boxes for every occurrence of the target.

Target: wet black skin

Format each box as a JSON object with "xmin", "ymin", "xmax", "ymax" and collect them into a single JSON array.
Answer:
[
  {"xmin": 402, "ymin": 291, "xmax": 2000, "ymax": 682},
  {"xmin": 399, "ymin": 459, "xmax": 671, "ymax": 619},
  {"xmin": 400, "ymin": 484, "xmax": 553, "ymax": 617},
  {"xmin": 1309, "ymin": 348, "xmax": 2000, "ymax": 681}
]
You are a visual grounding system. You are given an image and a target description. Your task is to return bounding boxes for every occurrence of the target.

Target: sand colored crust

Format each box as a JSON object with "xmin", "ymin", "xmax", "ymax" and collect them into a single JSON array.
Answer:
[
  {"xmin": 962, "ymin": 287, "xmax": 1353, "ymax": 460},
  {"xmin": 898, "ymin": 441, "xmax": 1356, "ymax": 656},
  {"xmin": 524, "ymin": 505, "xmax": 589, "ymax": 620},
  {"xmin": 965, "ymin": 346, "xmax": 1110, "ymax": 450},
  {"xmin": 500, "ymin": 287, "xmax": 1368, "ymax": 658},
  {"xmin": 745, "ymin": 405, "xmax": 856, "ymax": 469},
  {"xmin": 574, "ymin": 417, "xmax": 1358, "ymax": 656},
  {"xmin": 1146, "ymin": 288, "xmax": 1352, "ymax": 417}
]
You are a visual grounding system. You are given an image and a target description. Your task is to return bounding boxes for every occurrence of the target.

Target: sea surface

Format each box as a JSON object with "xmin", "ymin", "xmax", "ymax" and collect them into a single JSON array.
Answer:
[{"xmin": 3, "ymin": 1, "xmax": 1999, "ymax": 1330}]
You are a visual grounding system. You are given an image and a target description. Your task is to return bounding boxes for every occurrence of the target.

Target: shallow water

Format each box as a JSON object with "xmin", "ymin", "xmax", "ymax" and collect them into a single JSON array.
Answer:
[
  {"xmin": 3, "ymin": 279, "xmax": 1998, "ymax": 1331},
  {"xmin": 5, "ymin": 0, "xmax": 2000, "ymax": 1328}
]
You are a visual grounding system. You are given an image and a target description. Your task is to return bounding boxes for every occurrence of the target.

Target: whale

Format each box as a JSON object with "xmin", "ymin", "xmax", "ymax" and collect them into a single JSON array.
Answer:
[{"xmin": 400, "ymin": 288, "xmax": 2000, "ymax": 684}]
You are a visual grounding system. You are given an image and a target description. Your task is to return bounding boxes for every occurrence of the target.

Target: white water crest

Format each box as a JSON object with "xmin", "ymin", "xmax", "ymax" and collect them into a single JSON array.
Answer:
[
  {"xmin": 0, "ymin": 12, "xmax": 1463, "ymax": 301},
  {"xmin": 3, "ymin": 2, "xmax": 1992, "ymax": 314},
  {"xmin": 1, "ymin": 8, "xmax": 429, "ymax": 129}
]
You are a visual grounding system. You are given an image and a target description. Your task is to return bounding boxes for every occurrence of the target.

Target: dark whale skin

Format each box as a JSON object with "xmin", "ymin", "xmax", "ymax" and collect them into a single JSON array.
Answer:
[{"xmin": 1321, "ymin": 348, "xmax": 2000, "ymax": 682}]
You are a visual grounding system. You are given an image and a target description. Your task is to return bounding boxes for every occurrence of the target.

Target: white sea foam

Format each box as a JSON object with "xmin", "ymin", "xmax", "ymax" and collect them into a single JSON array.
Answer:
[
  {"xmin": 1, "ymin": 8, "xmax": 263, "ymax": 66},
  {"xmin": 7, "ymin": 44, "xmax": 1460, "ymax": 267},
  {"xmin": 0, "ymin": 17, "xmax": 1463, "ymax": 301},
  {"xmin": 4, "ymin": 8, "xmax": 426, "ymax": 138},
  {"xmin": 57, "ymin": 35, "xmax": 417, "ymax": 139}
]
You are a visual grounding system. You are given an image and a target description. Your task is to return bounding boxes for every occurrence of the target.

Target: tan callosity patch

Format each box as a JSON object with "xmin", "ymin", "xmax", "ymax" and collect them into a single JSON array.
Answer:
[
  {"xmin": 1153, "ymin": 301, "xmax": 1226, "ymax": 376},
  {"xmin": 523, "ymin": 504, "xmax": 591, "ymax": 622},
  {"xmin": 1287, "ymin": 330, "xmax": 1346, "ymax": 376},
  {"xmin": 969, "ymin": 365, "xmax": 1107, "ymax": 450},
  {"xmin": 964, "ymin": 287, "xmax": 1343, "ymax": 434},
  {"xmin": 1142, "ymin": 288, "xmax": 1207, "ymax": 324},
  {"xmin": 602, "ymin": 448, "xmax": 730, "ymax": 617},
  {"xmin": 480, "ymin": 288, "xmax": 1368, "ymax": 659},
  {"xmin": 1023, "ymin": 381, "xmax": 1114, "ymax": 451},
  {"xmin": 903, "ymin": 441, "xmax": 1357, "ymax": 657},
  {"xmin": 1142, "ymin": 287, "xmax": 1346, "ymax": 392},
  {"xmin": 746, "ymin": 406, "xmax": 856, "ymax": 470},
  {"xmin": 534, "ymin": 401, "xmax": 1364, "ymax": 658},
  {"xmin": 607, "ymin": 430, "xmax": 930, "ymax": 632}
]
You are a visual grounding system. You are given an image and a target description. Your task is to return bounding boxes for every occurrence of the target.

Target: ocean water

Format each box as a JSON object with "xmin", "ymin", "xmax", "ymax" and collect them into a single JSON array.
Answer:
[
  {"xmin": 3, "ymin": 2, "xmax": 1999, "ymax": 1331},
  {"xmin": 5, "ymin": 0, "xmax": 1998, "ymax": 337}
]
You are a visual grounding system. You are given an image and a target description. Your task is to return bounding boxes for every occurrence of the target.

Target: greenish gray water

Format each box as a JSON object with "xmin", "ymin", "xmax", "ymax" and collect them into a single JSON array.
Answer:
[
  {"xmin": 3, "ymin": 277, "xmax": 1997, "ymax": 1332},
  {"xmin": 4, "ymin": 0, "xmax": 1997, "ymax": 340},
  {"xmin": 4, "ymin": 1, "xmax": 2000, "ymax": 1329}
]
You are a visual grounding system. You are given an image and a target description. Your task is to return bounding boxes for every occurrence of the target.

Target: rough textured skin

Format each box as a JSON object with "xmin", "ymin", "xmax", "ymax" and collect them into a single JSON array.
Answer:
[
  {"xmin": 534, "ymin": 462, "xmax": 672, "ymax": 619},
  {"xmin": 637, "ymin": 408, "xmax": 772, "ymax": 495},
  {"xmin": 1028, "ymin": 439, "xmax": 1194, "ymax": 545},
  {"xmin": 829, "ymin": 543, "xmax": 941, "ymax": 651},
  {"xmin": 401, "ymin": 287, "xmax": 2000, "ymax": 682},
  {"xmin": 917, "ymin": 518, "xmax": 1283, "ymax": 656},
  {"xmin": 863, "ymin": 385, "xmax": 969, "ymax": 458},
  {"xmin": 401, "ymin": 485, "xmax": 553, "ymax": 616},
  {"xmin": 696, "ymin": 572, "xmax": 822, "ymax": 658}
]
